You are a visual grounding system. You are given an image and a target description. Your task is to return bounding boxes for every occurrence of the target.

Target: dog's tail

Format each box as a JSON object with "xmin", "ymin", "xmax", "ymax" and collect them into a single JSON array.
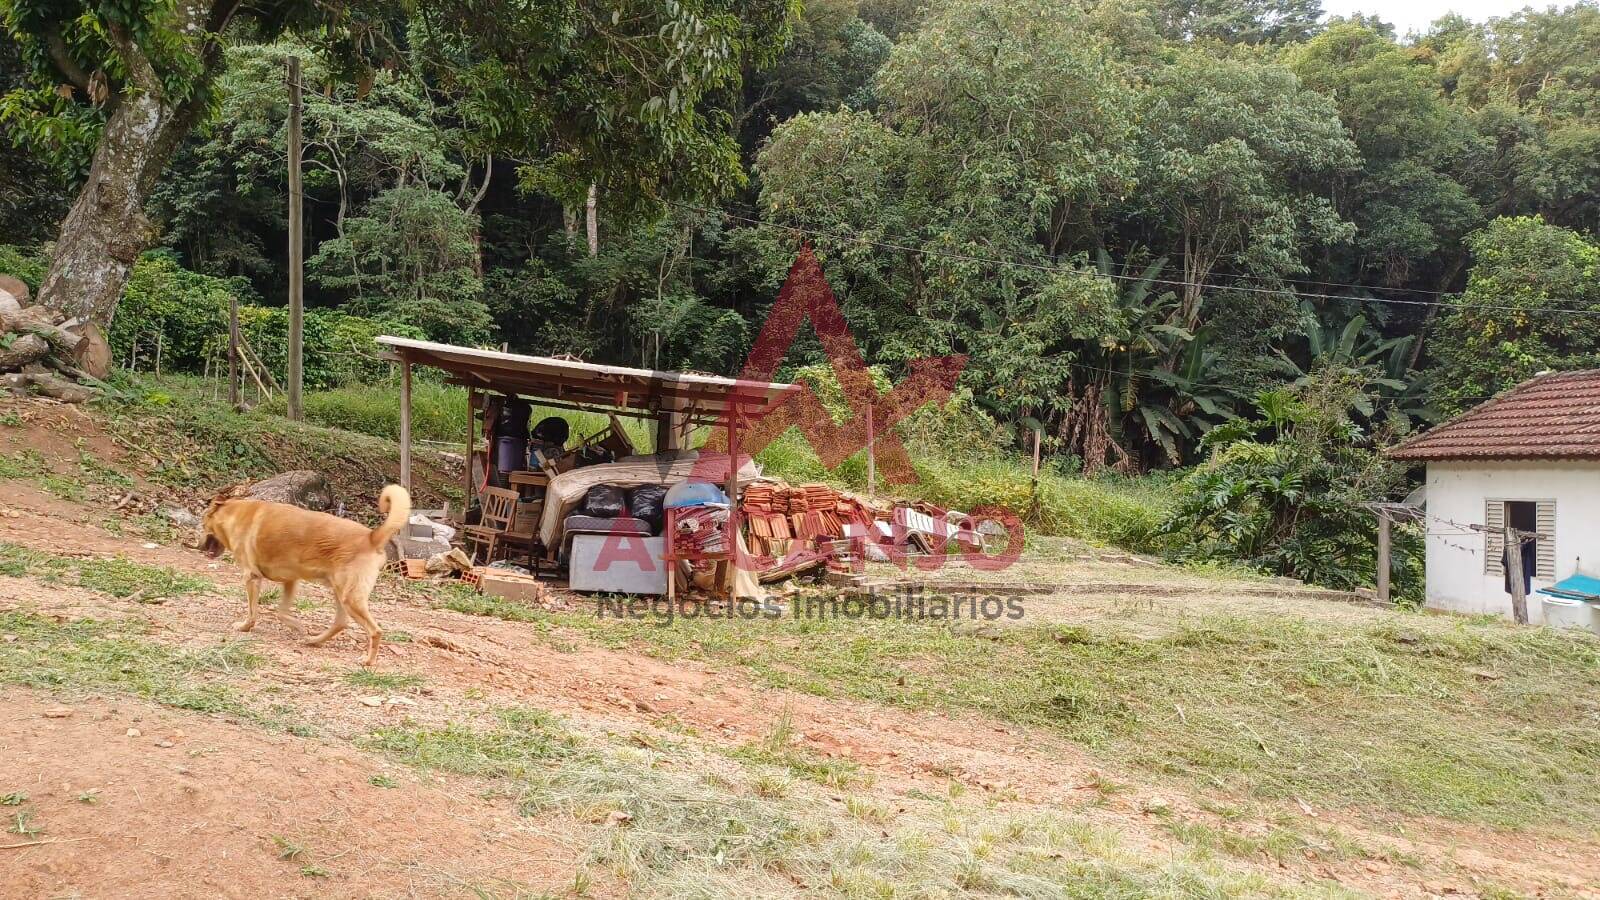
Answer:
[{"xmin": 369, "ymin": 484, "xmax": 412, "ymax": 550}]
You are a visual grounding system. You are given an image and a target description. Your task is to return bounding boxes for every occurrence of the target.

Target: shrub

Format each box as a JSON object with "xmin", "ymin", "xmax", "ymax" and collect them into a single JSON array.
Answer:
[
  {"xmin": 110, "ymin": 252, "xmax": 425, "ymax": 389},
  {"xmin": 0, "ymin": 244, "xmax": 48, "ymax": 291}
]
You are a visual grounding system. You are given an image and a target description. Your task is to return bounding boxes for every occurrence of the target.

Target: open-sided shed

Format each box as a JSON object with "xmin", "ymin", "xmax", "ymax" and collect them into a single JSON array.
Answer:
[{"xmin": 374, "ymin": 336, "xmax": 797, "ymax": 510}]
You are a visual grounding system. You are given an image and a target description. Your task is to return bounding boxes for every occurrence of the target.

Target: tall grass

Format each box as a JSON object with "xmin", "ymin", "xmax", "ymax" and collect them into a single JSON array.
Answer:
[{"xmin": 114, "ymin": 374, "xmax": 1169, "ymax": 550}]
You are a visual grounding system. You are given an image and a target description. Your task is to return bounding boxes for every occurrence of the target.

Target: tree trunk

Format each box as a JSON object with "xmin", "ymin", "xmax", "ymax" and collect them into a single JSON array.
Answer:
[{"xmin": 35, "ymin": 13, "xmax": 217, "ymax": 331}]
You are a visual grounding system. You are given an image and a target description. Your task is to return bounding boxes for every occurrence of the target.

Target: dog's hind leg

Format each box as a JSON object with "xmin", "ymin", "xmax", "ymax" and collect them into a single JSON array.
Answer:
[
  {"xmin": 272, "ymin": 580, "xmax": 303, "ymax": 634},
  {"xmin": 232, "ymin": 575, "xmax": 261, "ymax": 632},
  {"xmin": 337, "ymin": 567, "xmax": 384, "ymax": 667},
  {"xmin": 305, "ymin": 600, "xmax": 348, "ymax": 648}
]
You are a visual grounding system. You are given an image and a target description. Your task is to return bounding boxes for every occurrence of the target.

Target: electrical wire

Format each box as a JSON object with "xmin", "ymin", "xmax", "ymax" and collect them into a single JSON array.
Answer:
[{"xmin": 668, "ymin": 200, "xmax": 1600, "ymax": 319}]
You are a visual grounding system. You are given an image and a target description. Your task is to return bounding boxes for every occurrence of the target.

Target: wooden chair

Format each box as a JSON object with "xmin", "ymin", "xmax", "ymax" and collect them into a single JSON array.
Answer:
[{"xmin": 460, "ymin": 487, "xmax": 537, "ymax": 565}]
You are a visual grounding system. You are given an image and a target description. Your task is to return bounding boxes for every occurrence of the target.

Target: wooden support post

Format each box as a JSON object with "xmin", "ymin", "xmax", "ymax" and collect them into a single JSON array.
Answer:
[
  {"xmin": 1505, "ymin": 524, "xmax": 1528, "ymax": 624},
  {"xmin": 285, "ymin": 54, "xmax": 304, "ymax": 422},
  {"xmin": 399, "ymin": 358, "xmax": 413, "ymax": 494},
  {"xmin": 228, "ymin": 292, "xmax": 241, "ymax": 409},
  {"xmin": 1032, "ymin": 427, "xmax": 1042, "ymax": 479},
  {"xmin": 464, "ymin": 388, "xmax": 477, "ymax": 510},
  {"xmin": 1376, "ymin": 512, "xmax": 1391, "ymax": 603},
  {"xmin": 724, "ymin": 404, "xmax": 740, "ymax": 596}
]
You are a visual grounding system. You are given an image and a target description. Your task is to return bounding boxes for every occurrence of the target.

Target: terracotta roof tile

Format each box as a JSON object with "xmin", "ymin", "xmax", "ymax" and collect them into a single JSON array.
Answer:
[{"xmin": 1389, "ymin": 369, "xmax": 1600, "ymax": 461}]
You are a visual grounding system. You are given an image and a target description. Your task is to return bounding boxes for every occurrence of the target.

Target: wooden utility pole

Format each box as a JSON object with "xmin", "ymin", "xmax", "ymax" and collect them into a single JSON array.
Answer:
[
  {"xmin": 1376, "ymin": 512, "xmax": 1392, "ymax": 603},
  {"xmin": 285, "ymin": 55, "xmax": 305, "ymax": 421},
  {"xmin": 1031, "ymin": 427, "xmax": 1042, "ymax": 478},
  {"xmin": 1505, "ymin": 524, "xmax": 1529, "ymax": 624},
  {"xmin": 228, "ymin": 293, "xmax": 241, "ymax": 409},
  {"xmin": 585, "ymin": 183, "xmax": 599, "ymax": 256}
]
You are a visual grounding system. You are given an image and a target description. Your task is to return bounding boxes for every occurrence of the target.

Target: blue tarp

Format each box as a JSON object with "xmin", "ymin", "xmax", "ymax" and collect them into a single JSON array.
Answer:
[{"xmin": 1536, "ymin": 573, "xmax": 1600, "ymax": 601}]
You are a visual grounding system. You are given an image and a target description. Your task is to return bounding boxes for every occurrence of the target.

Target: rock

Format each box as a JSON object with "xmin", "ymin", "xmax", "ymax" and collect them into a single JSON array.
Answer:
[
  {"xmin": 606, "ymin": 810, "xmax": 633, "ymax": 826},
  {"xmin": 157, "ymin": 505, "xmax": 202, "ymax": 530},
  {"xmin": 0, "ymin": 373, "xmax": 28, "ymax": 393},
  {"xmin": 0, "ymin": 276, "xmax": 28, "ymax": 304},
  {"xmin": 155, "ymin": 738, "xmax": 175, "ymax": 748},
  {"xmin": 0, "ymin": 287, "xmax": 23, "ymax": 315},
  {"xmin": 360, "ymin": 696, "xmax": 384, "ymax": 707},
  {"xmin": 126, "ymin": 728, "xmax": 142, "ymax": 737},
  {"xmin": 42, "ymin": 707, "xmax": 73, "ymax": 718},
  {"xmin": 247, "ymin": 470, "xmax": 335, "ymax": 512}
]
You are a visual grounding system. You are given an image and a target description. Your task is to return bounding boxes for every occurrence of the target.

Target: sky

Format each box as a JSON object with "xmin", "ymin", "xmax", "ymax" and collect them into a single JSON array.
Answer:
[{"xmin": 1321, "ymin": 0, "xmax": 1541, "ymax": 36}]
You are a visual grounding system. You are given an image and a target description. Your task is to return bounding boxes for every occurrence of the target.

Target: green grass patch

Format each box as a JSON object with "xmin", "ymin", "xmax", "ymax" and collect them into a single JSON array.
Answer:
[
  {"xmin": 0, "ymin": 541, "xmax": 212, "ymax": 601},
  {"xmin": 546, "ymin": 601, "xmax": 1600, "ymax": 831},
  {"xmin": 96, "ymin": 374, "xmax": 460, "ymax": 509},
  {"xmin": 0, "ymin": 448, "xmax": 143, "ymax": 502},
  {"xmin": 0, "ymin": 609, "xmax": 258, "ymax": 715},
  {"xmin": 427, "ymin": 582, "xmax": 544, "ymax": 623},
  {"xmin": 362, "ymin": 708, "xmax": 580, "ymax": 778},
  {"xmin": 343, "ymin": 669, "xmax": 425, "ymax": 692},
  {"xmin": 726, "ymin": 710, "xmax": 862, "ymax": 789}
]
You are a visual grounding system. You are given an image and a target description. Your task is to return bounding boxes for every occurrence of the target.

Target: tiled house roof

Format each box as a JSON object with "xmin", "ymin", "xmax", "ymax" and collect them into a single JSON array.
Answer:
[{"xmin": 1389, "ymin": 369, "xmax": 1600, "ymax": 461}]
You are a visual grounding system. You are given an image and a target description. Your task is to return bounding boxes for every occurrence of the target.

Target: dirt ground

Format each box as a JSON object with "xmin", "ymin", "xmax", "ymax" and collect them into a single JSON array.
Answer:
[{"xmin": 2, "ymin": 397, "xmax": 1599, "ymax": 899}]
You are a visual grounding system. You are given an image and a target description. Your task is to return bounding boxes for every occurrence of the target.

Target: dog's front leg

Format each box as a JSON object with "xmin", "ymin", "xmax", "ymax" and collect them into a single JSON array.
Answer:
[
  {"xmin": 272, "ymin": 580, "xmax": 303, "ymax": 634},
  {"xmin": 233, "ymin": 575, "xmax": 262, "ymax": 632}
]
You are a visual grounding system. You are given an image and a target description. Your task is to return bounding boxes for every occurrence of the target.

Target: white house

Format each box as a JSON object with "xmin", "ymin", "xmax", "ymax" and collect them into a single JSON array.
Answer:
[{"xmin": 1389, "ymin": 370, "xmax": 1600, "ymax": 625}]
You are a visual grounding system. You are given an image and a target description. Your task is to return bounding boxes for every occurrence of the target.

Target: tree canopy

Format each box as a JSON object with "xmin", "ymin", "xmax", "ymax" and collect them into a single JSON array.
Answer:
[{"xmin": 3, "ymin": 0, "xmax": 1599, "ymax": 473}]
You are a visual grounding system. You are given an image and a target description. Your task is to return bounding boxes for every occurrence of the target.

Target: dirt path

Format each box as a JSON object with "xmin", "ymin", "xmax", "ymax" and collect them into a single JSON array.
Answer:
[
  {"xmin": 5, "ymin": 483, "xmax": 1600, "ymax": 899},
  {"xmin": 0, "ymin": 690, "xmax": 577, "ymax": 899}
]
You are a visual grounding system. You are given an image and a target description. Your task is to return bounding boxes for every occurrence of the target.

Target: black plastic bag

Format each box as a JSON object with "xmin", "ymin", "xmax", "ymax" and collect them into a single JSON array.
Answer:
[
  {"xmin": 582, "ymin": 484, "xmax": 626, "ymax": 518},
  {"xmin": 627, "ymin": 485, "xmax": 668, "ymax": 529}
]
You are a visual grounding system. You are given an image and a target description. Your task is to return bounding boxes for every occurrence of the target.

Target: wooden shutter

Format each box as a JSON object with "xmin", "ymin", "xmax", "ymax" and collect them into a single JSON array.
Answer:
[
  {"xmin": 1536, "ymin": 500, "xmax": 1557, "ymax": 578},
  {"xmin": 1484, "ymin": 499, "xmax": 1504, "ymax": 576}
]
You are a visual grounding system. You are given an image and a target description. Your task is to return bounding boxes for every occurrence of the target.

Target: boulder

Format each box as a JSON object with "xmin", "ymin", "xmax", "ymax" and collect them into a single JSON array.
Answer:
[
  {"xmin": 247, "ymin": 470, "xmax": 335, "ymax": 512},
  {"xmin": 157, "ymin": 505, "xmax": 202, "ymax": 530},
  {"xmin": 0, "ymin": 275, "xmax": 28, "ymax": 305},
  {"xmin": 0, "ymin": 289, "xmax": 22, "ymax": 316}
]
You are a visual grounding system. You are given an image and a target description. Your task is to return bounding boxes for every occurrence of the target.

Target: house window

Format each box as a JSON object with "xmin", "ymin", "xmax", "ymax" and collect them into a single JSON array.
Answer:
[{"xmin": 1483, "ymin": 498, "xmax": 1556, "ymax": 579}]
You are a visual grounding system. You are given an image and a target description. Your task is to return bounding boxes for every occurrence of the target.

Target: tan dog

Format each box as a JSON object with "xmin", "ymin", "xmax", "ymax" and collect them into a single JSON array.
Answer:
[{"xmin": 200, "ymin": 484, "xmax": 410, "ymax": 666}]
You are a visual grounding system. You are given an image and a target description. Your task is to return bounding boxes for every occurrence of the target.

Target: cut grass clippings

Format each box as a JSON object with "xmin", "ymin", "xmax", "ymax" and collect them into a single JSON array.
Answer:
[
  {"xmin": 364, "ymin": 707, "xmax": 1342, "ymax": 898},
  {"xmin": 543, "ymin": 601, "xmax": 1600, "ymax": 832}
]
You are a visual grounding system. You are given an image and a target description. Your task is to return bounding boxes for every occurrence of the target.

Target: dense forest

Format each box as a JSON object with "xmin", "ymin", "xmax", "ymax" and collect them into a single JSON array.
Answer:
[{"xmin": 3, "ymin": 0, "xmax": 1599, "ymax": 588}]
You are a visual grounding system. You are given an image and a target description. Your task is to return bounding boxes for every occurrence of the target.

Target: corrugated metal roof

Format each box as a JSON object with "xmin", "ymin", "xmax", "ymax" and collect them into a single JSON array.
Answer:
[
  {"xmin": 374, "ymin": 336, "xmax": 796, "ymax": 416},
  {"xmin": 1389, "ymin": 369, "xmax": 1600, "ymax": 461}
]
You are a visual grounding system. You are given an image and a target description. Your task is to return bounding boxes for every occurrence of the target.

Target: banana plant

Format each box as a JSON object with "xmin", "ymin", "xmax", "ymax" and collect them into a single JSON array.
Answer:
[
  {"xmin": 1275, "ymin": 300, "xmax": 1436, "ymax": 425},
  {"xmin": 1085, "ymin": 250, "xmax": 1244, "ymax": 465}
]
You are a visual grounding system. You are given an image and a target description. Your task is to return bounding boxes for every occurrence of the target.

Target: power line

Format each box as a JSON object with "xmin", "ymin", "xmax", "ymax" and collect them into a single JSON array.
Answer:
[{"xmin": 671, "ymin": 201, "xmax": 1600, "ymax": 319}]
